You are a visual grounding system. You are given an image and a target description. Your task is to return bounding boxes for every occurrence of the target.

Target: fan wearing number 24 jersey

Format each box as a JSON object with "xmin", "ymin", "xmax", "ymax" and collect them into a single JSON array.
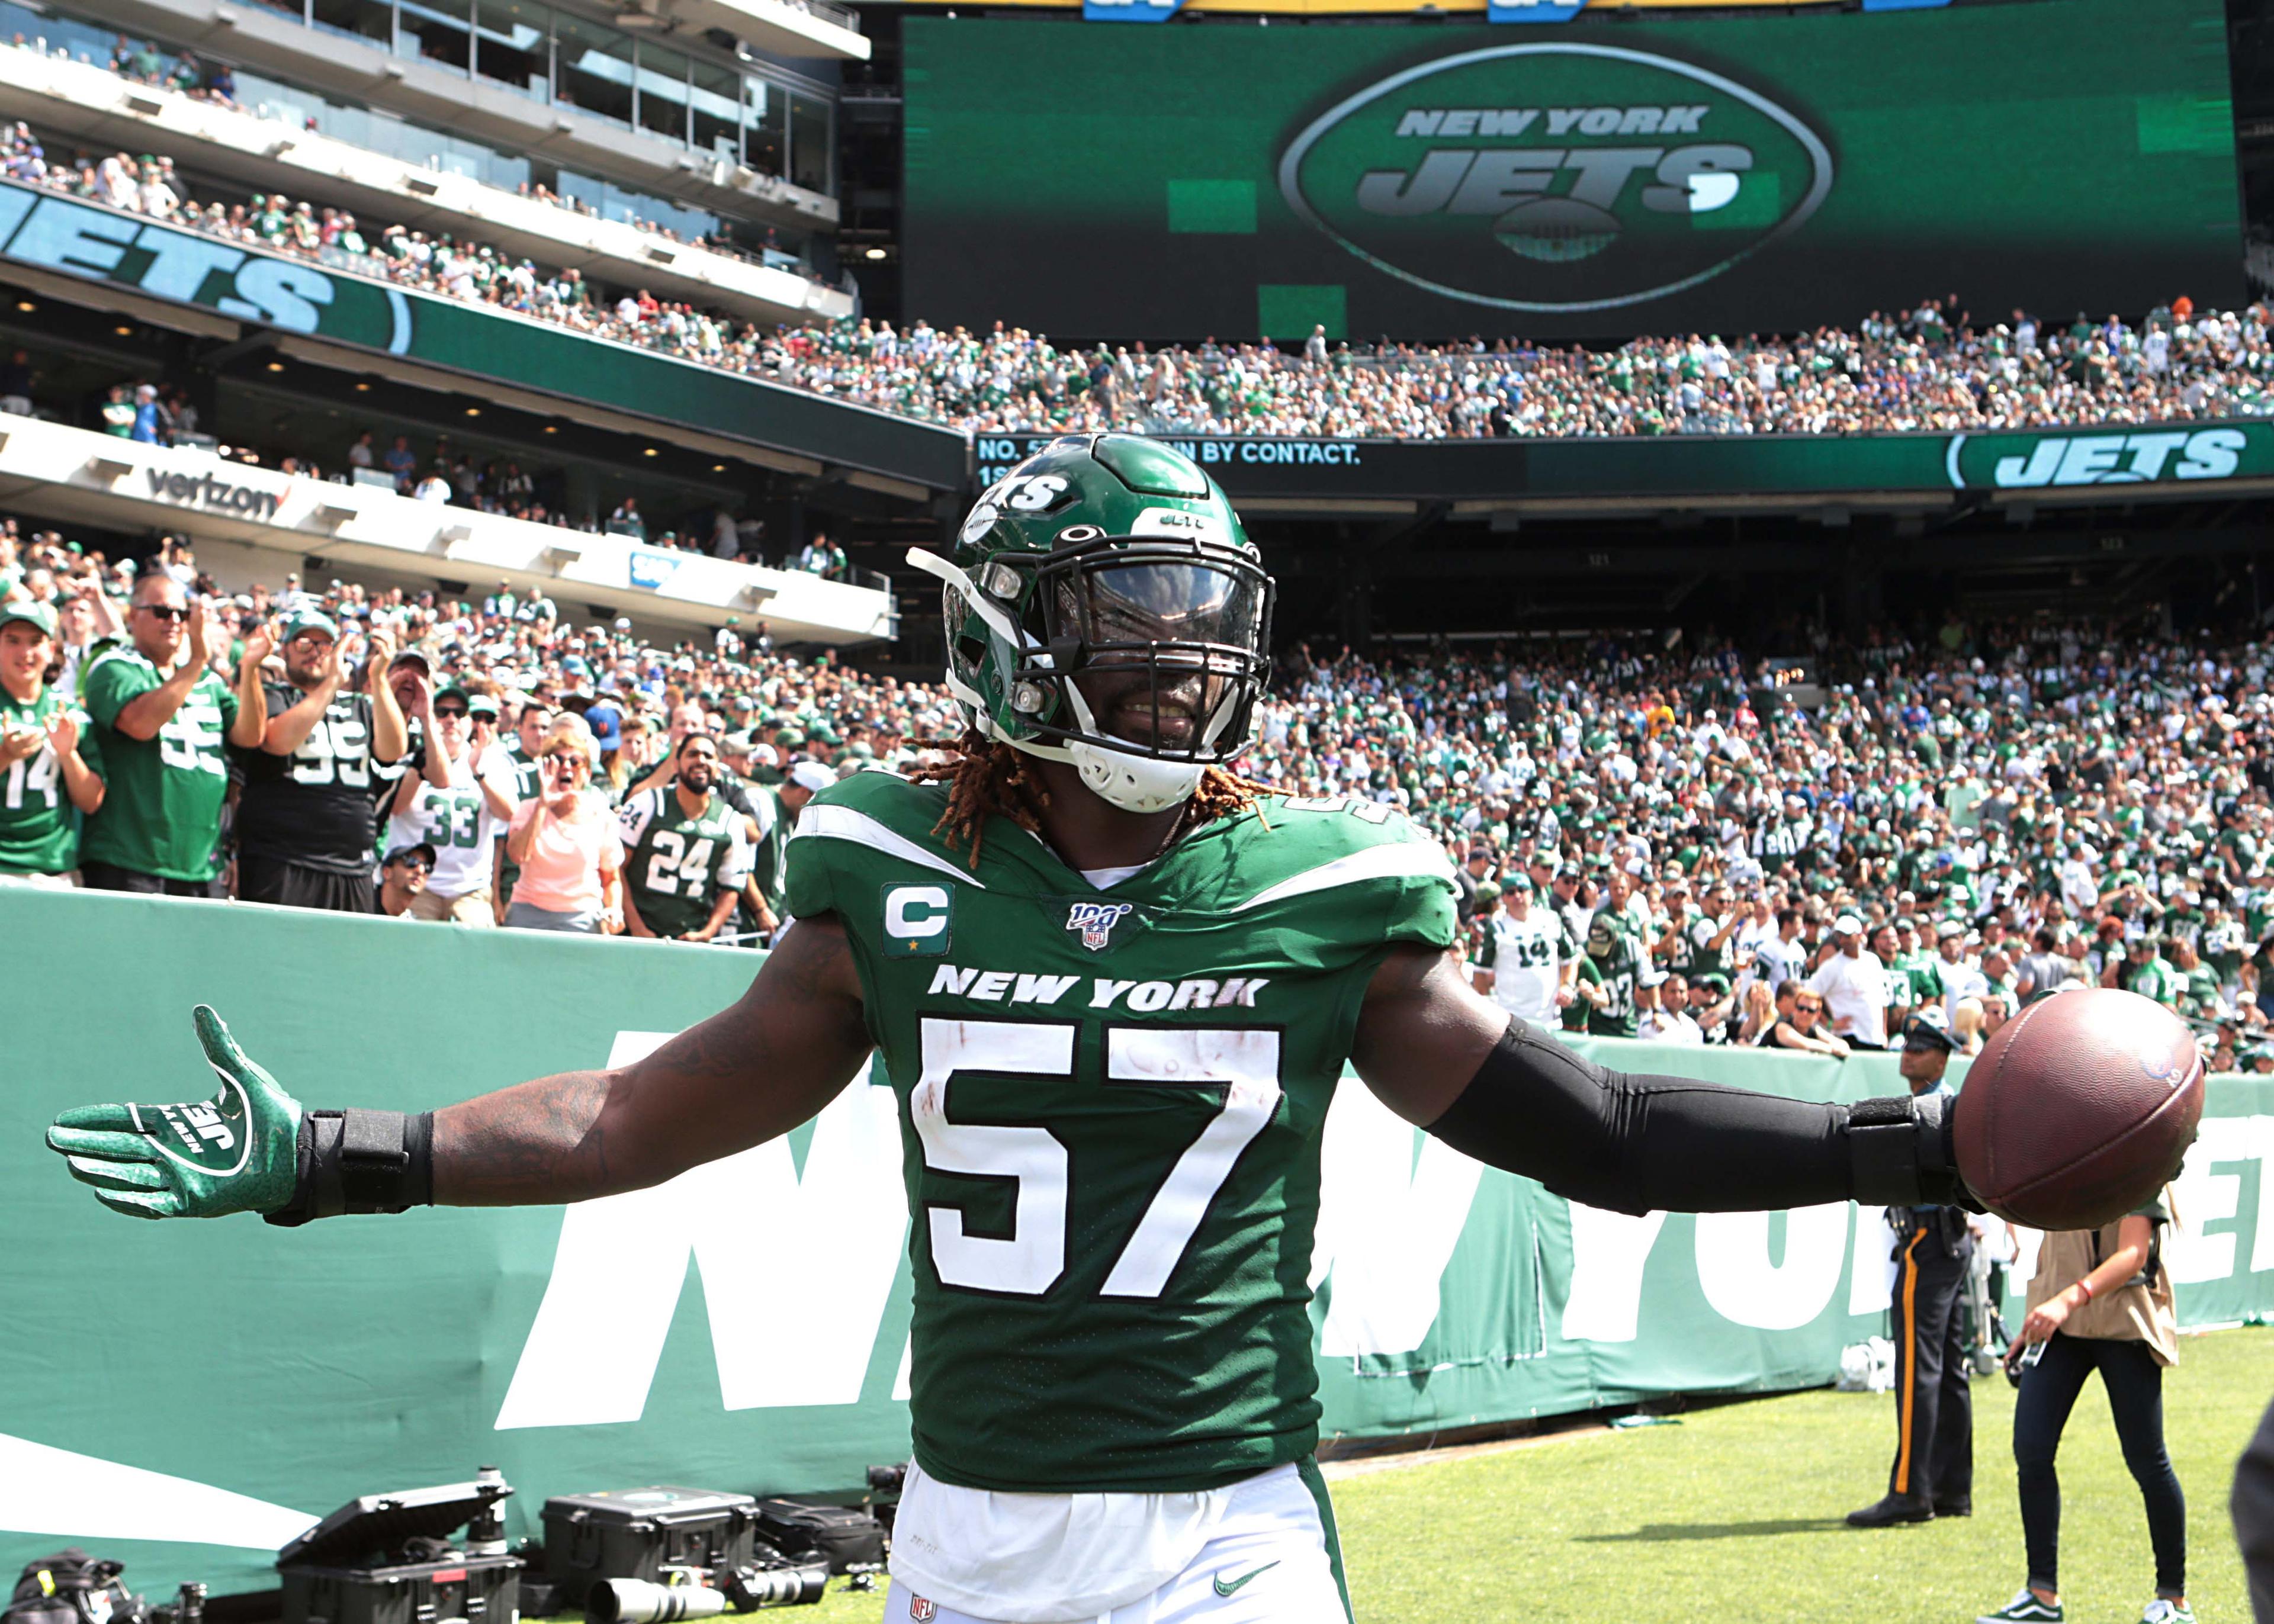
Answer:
[{"xmin": 49, "ymin": 437, "xmax": 1983, "ymax": 1624}]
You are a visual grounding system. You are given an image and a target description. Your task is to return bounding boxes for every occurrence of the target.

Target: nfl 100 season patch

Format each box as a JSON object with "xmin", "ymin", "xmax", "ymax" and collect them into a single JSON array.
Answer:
[{"xmin": 1065, "ymin": 899, "xmax": 1136, "ymax": 953}]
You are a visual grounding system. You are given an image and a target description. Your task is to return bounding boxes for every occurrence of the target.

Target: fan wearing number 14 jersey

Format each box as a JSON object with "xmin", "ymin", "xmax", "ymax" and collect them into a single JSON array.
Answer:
[{"xmin": 46, "ymin": 436, "xmax": 1986, "ymax": 1624}]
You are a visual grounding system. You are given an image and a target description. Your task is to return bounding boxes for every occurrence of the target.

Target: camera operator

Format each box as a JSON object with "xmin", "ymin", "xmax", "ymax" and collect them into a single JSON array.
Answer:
[
  {"xmin": 234, "ymin": 611, "xmax": 406, "ymax": 912},
  {"xmin": 1850, "ymin": 1006, "xmax": 1971, "ymax": 1527},
  {"xmin": 1978, "ymin": 1189, "xmax": 2188, "ymax": 1624}
]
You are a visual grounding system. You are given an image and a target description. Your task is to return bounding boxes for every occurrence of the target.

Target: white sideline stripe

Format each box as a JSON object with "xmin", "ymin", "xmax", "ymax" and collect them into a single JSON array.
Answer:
[
  {"xmin": 789, "ymin": 804, "xmax": 987, "ymax": 890},
  {"xmin": 1231, "ymin": 842, "xmax": 1454, "ymax": 912},
  {"xmin": 0, "ymin": 1433, "xmax": 317, "ymax": 1549}
]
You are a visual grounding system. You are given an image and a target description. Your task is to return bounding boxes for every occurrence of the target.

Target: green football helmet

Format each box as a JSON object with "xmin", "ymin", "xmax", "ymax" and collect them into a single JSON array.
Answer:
[{"xmin": 909, "ymin": 434, "xmax": 1275, "ymax": 813}]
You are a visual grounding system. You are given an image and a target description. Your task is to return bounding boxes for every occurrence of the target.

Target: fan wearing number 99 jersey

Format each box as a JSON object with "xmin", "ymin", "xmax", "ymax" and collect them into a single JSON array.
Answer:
[{"xmin": 234, "ymin": 612, "xmax": 407, "ymax": 911}]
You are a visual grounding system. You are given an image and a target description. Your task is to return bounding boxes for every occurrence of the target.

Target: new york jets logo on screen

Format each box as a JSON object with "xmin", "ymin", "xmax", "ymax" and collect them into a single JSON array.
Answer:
[
  {"xmin": 1067, "ymin": 900, "xmax": 1135, "ymax": 952},
  {"xmin": 1276, "ymin": 43, "xmax": 1832, "ymax": 314},
  {"xmin": 883, "ymin": 883, "xmax": 953, "ymax": 957}
]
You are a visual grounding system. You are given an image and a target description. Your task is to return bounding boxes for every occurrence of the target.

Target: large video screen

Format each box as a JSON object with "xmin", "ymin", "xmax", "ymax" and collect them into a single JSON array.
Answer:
[{"xmin": 902, "ymin": 0, "xmax": 2243, "ymax": 341}]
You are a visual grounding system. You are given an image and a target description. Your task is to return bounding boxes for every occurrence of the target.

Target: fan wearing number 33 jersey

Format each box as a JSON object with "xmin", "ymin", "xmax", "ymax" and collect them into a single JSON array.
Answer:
[{"xmin": 45, "ymin": 435, "xmax": 1987, "ymax": 1624}]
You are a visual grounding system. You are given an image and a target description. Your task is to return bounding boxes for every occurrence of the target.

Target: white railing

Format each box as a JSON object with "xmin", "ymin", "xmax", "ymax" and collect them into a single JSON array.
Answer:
[{"xmin": 0, "ymin": 411, "xmax": 893, "ymax": 642}]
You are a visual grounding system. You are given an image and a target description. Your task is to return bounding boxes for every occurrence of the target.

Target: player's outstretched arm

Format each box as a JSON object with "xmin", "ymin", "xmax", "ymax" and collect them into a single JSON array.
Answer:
[
  {"xmin": 47, "ymin": 916, "xmax": 872, "ymax": 1222},
  {"xmin": 435, "ymin": 915, "xmax": 870, "ymax": 1205},
  {"xmin": 1351, "ymin": 944, "xmax": 1969, "ymax": 1216}
]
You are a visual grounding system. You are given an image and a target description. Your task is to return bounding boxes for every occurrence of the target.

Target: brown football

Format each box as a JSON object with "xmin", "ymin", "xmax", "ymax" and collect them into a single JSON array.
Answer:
[{"xmin": 1952, "ymin": 988, "xmax": 2204, "ymax": 1230}]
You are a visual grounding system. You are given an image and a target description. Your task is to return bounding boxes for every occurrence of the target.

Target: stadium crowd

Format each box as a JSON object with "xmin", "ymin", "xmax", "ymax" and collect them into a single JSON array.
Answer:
[
  {"xmin": 7, "ymin": 517, "xmax": 2274, "ymax": 1068},
  {"xmin": 6, "ymin": 125, "xmax": 2273, "ymax": 445},
  {"xmin": 15, "ymin": 31, "xmax": 815, "ymax": 270}
]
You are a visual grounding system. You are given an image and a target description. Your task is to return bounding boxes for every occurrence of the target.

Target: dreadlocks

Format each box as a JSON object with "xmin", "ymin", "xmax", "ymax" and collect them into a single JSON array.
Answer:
[{"xmin": 911, "ymin": 731, "xmax": 1277, "ymax": 870}]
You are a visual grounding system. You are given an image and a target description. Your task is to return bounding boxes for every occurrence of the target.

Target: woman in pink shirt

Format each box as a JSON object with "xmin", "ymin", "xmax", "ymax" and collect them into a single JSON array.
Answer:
[{"xmin": 502, "ymin": 715, "xmax": 624, "ymax": 934}]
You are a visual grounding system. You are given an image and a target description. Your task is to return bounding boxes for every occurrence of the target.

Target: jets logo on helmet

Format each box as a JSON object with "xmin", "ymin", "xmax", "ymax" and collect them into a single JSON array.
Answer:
[
  {"xmin": 907, "ymin": 434, "xmax": 1275, "ymax": 816},
  {"xmin": 1066, "ymin": 900, "xmax": 1135, "ymax": 952},
  {"xmin": 958, "ymin": 472, "xmax": 1074, "ymax": 545}
]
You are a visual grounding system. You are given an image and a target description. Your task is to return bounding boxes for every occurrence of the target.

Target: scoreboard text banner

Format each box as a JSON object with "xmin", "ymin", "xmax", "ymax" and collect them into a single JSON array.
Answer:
[
  {"xmin": 902, "ymin": 0, "xmax": 2242, "ymax": 340},
  {"xmin": 974, "ymin": 420, "xmax": 2274, "ymax": 501},
  {"xmin": 2, "ymin": 890, "xmax": 2267, "ymax": 1594}
]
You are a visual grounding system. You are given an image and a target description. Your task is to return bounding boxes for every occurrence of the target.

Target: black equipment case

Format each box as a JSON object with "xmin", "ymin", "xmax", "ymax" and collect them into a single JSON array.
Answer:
[
  {"xmin": 750, "ymin": 1503, "xmax": 884, "ymax": 1578},
  {"xmin": 278, "ymin": 1479, "xmax": 519, "ymax": 1624},
  {"xmin": 539, "ymin": 1490, "xmax": 759, "ymax": 1609}
]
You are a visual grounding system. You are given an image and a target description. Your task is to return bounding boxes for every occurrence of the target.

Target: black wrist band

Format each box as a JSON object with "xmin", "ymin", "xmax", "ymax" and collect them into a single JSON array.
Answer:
[
  {"xmin": 1848, "ymin": 1092, "xmax": 1974, "ymax": 1208},
  {"xmin": 264, "ymin": 1109, "xmax": 435, "ymax": 1227}
]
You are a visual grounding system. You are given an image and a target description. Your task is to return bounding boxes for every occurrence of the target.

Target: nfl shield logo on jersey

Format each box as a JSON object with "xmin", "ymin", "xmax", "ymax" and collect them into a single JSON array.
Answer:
[
  {"xmin": 1065, "ymin": 900, "xmax": 1134, "ymax": 952},
  {"xmin": 907, "ymin": 1598, "xmax": 936, "ymax": 1622}
]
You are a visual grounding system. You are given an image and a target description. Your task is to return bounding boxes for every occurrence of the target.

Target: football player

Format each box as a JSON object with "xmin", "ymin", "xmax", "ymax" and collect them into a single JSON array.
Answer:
[{"xmin": 47, "ymin": 436, "xmax": 1971, "ymax": 1624}]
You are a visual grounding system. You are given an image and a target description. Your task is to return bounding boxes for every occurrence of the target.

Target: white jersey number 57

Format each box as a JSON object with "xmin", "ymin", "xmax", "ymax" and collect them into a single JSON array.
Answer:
[{"xmin": 910, "ymin": 1018, "xmax": 1283, "ymax": 1300}]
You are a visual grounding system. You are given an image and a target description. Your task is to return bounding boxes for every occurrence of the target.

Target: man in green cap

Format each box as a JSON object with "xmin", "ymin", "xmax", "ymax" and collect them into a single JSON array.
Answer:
[
  {"xmin": 233, "ymin": 609, "xmax": 407, "ymax": 912},
  {"xmin": 80, "ymin": 574, "xmax": 269, "ymax": 895},
  {"xmin": 0, "ymin": 599, "xmax": 105, "ymax": 885}
]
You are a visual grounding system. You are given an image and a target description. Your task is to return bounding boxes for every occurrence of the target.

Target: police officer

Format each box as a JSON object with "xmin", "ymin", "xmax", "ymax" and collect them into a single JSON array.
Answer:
[{"xmin": 1850, "ymin": 1006, "xmax": 1974, "ymax": 1526}]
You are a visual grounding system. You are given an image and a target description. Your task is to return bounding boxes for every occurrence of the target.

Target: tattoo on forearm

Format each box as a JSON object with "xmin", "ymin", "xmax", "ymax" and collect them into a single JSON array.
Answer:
[
  {"xmin": 433, "ymin": 1069, "xmax": 615, "ymax": 1206},
  {"xmin": 432, "ymin": 919, "xmax": 867, "ymax": 1207}
]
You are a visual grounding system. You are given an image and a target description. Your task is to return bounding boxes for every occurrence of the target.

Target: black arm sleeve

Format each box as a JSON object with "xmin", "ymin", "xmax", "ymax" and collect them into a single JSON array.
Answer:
[{"xmin": 1424, "ymin": 1018, "xmax": 1967, "ymax": 1216}]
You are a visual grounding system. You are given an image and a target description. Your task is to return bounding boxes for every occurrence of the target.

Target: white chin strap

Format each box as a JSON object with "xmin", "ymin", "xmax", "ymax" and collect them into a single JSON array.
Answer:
[
  {"xmin": 1035, "ymin": 735, "xmax": 1205, "ymax": 815},
  {"xmin": 908, "ymin": 545, "xmax": 1208, "ymax": 815}
]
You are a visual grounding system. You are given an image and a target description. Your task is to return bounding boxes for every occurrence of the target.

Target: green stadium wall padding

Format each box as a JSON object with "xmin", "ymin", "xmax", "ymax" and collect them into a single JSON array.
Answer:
[{"xmin": 2, "ymin": 889, "xmax": 2266, "ymax": 1594}]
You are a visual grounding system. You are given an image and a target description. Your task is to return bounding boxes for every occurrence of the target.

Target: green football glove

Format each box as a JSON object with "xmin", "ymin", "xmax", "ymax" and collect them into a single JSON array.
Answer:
[{"xmin": 46, "ymin": 1005, "xmax": 304, "ymax": 1220}]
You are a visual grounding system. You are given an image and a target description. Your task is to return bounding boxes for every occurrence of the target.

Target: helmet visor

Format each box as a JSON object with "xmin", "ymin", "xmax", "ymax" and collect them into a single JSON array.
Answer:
[
  {"xmin": 1067, "ymin": 561, "xmax": 1264, "ymax": 660},
  {"xmin": 1038, "ymin": 552, "xmax": 1270, "ymax": 763}
]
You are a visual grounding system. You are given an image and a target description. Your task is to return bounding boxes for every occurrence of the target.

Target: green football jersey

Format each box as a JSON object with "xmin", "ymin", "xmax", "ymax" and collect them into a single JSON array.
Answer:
[
  {"xmin": 618, "ymin": 786, "xmax": 750, "ymax": 937},
  {"xmin": 498, "ymin": 739, "xmax": 545, "ymax": 899},
  {"xmin": 2117, "ymin": 956, "xmax": 2180, "ymax": 1006},
  {"xmin": 783, "ymin": 773, "xmax": 1457, "ymax": 1494},
  {"xmin": 79, "ymin": 648, "xmax": 237, "ymax": 882},
  {"xmin": 1563, "ymin": 956, "xmax": 1601, "ymax": 1032},
  {"xmin": 1585, "ymin": 927, "xmax": 1642, "ymax": 1038},
  {"xmin": 0, "ymin": 688, "xmax": 98, "ymax": 875},
  {"xmin": 1894, "ymin": 948, "xmax": 1942, "ymax": 1005},
  {"xmin": 743, "ymin": 779, "xmax": 790, "ymax": 914}
]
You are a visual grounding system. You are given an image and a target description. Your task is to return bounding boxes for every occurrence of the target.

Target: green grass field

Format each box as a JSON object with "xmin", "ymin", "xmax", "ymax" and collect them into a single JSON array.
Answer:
[{"xmin": 794, "ymin": 1324, "xmax": 2268, "ymax": 1623}]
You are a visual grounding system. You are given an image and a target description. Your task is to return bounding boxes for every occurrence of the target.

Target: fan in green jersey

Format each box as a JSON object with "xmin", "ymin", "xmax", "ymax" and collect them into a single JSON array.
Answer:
[
  {"xmin": 0, "ymin": 600, "xmax": 105, "ymax": 882},
  {"xmin": 48, "ymin": 435, "xmax": 2002, "ymax": 1624},
  {"xmin": 78, "ymin": 573, "xmax": 269, "ymax": 892},
  {"xmin": 619, "ymin": 732, "xmax": 752, "ymax": 943},
  {"xmin": 1581, "ymin": 912, "xmax": 1643, "ymax": 1039}
]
